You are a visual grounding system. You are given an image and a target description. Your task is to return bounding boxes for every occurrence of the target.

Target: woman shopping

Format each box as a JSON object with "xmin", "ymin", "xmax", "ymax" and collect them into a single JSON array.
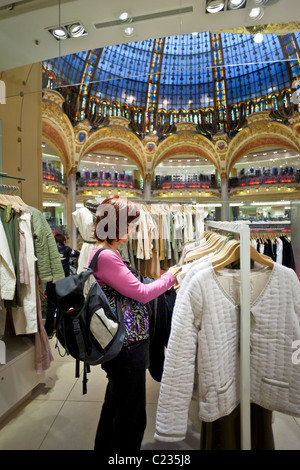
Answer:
[{"xmin": 89, "ymin": 195, "xmax": 181, "ymax": 453}]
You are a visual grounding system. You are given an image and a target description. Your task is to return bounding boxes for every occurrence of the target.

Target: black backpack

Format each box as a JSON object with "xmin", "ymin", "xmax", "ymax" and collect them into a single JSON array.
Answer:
[{"xmin": 55, "ymin": 248, "xmax": 125, "ymax": 393}]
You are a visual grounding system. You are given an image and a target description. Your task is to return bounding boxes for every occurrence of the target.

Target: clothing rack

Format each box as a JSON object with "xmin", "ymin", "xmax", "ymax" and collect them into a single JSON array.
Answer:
[
  {"xmin": 0, "ymin": 177, "xmax": 25, "ymax": 363},
  {"xmin": 134, "ymin": 199, "xmax": 197, "ymax": 205},
  {"xmin": 205, "ymin": 221, "xmax": 251, "ymax": 450},
  {"xmin": 249, "ymin": 222, "xmax": 291, "ymax": 233}
]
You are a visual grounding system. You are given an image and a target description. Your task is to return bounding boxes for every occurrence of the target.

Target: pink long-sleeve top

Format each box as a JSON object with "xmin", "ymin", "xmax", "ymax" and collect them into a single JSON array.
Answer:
[{"xmin": 89, "ymin": 246, "xmax": 176, "ymax": 303}]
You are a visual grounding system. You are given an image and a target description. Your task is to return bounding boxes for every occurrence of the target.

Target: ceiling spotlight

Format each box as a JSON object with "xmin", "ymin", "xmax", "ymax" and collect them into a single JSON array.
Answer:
[
  {"xmin": 254, "ymin": 0, "xmax": 269, "ymax": 4},
  {"xmin": 249, "ymin": 6, "xmax": 264, "ymax": 20},
  {"xmin": 228, "ymin": 0, "xmax": 246, "ymax": 9},
  {"xmin": 206, "ymin": 0, "xmax": 225, "ymax": 13},
  {"xmin": 50, "ymin": 26, "xmax": 69, "ymax": 40},
  {"xmin": 254, "ymin": 32, "xmax": 264, "ymax": 43},
  {"xmin": 123, "ymin": 26, "xmax": 135, "ymax": 37},
  {"xmin": 119, "ymin": 12, "xmax": 132, "ymax": 23},
  {"xmin": 68, "ymin": 23, "xmax": 87, "ymax": 38},
  {"xmin": 48, "ymin": 22, "xmax": 87, "ymax": 40}
]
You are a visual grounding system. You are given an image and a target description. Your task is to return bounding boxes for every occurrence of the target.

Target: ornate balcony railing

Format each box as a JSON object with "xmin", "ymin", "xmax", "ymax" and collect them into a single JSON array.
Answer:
[{"xmin": 76, "ymin": 172, "xmax": 142, "ymax": 191}]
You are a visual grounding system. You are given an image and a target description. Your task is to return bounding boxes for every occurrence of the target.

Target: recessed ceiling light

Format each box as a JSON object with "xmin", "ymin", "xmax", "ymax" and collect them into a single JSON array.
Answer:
[
  {"xmin": 51, "ymin": 26, "xmax": 69, "ymax": 40},
  {"xmin": 119, "ymin": 12, "xmax": 131, "ymax": 22},
  {"xmin": 254, "ymin": 33, "xmax": 264, "ymax": 43},
  {"xmin": 206, "ymin": 0, "xmax": 225, "ymax": 13},
  {"xmin": 68, "ymin": 23, "xmax": 87, "ymax": 38},
  {"xmin": 249, "ymin": 6, "xmax": 264, "ymax": 20},
  {"xmin": 124, "ymin": 26, "xmax": 135, "ymax": 37},
  {"xmin": 48, "ymin": 22, "xmax": 87, "ymax": 40},
  {"xmin": 228, "ymin": 0, "xmax": 246, "ymax": 9}
]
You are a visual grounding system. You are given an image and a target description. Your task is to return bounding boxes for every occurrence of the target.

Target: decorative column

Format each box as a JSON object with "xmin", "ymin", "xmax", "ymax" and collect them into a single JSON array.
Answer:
[
  {"xmin": 143, "ymin": 173, "xmax": 152, "ymax": 201},
  {"xmin": 66, "ymin": 169, "xmax": 77, "ymax": 249},
  {"xmin": 143, "ymin": 135, "xmax": 159, "ymax": 201},
  {"xmin": 221, "ymin": 173, "xmax": 230, "ymax": 221}
]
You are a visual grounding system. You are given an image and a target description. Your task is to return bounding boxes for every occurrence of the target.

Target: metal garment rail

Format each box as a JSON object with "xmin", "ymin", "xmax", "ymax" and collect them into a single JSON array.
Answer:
[{"xmin": 205, "ymin": 221, "xmax": 251, "ymax": 451}]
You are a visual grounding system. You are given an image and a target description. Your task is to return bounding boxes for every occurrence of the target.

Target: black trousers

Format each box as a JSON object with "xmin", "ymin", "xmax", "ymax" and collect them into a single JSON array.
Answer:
[{"xmin": 94, "ymin": 340, "xmax": 148, "ymax": 453}]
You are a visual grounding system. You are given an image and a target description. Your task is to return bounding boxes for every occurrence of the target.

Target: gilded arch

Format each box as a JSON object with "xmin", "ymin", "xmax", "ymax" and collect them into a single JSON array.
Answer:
[
  {"xmin": 42, "ymin": 90, "xmax": 75, "ymax": 173},
  {"xmin": 78, "ymin": 125, "xmax": 146, "ymax": 176},
  {"xmin": 153, "ymin": 132, "xmax": 219, "ymax": 173},
  {"xmin": 226, "ymin": 115, "xmax": 300, "ymax": 175}
]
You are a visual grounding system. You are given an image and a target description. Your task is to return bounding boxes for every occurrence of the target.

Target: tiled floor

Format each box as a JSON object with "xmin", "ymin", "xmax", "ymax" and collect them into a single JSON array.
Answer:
[{"xmin": 0, "ymin": 337, "xmax": 299, "ymax": 451}]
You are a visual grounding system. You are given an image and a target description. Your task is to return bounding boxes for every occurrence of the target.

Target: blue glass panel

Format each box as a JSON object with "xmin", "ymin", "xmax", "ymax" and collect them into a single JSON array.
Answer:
[
  {"xmin": 159, "ymin": 32, "xmax": 214, "ymax": 110},
  {"xmin": 295, "ymin": 32, "xmax": 300, "ymax": 52},
  {"xmin": 90, "ymin": 40, "xmax": 155, "ymax": 107},
  {"xmin": 44, "ymin": 51, "xmax": 89, "ymax": 87},
  {"xmin": 221, "ymin": 33, "xmax": 289, "ymax": 104}
]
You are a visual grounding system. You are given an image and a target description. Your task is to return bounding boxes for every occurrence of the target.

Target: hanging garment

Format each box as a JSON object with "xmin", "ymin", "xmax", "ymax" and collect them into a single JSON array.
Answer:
[
  {"xmin": 280, "ymin": 236, "xmax": 296, "ymax": 270},
  {"xmin": 136, "ymin": 209, "xmax": 151, "ymax": 260},
  {"xmin": 34, "ymin": 268, "xmax": 54, "ymax": 373},
  {"xmin": 30, "ymin": 207, "xmax": 64, "ymax": 282},
  {"xmin": 11, "ymin": 212, "xmax": 38, "ymax": 335},
  {"xmin": 148, "ymin": 286, "xmax": 176, "ymax": 382},
  {"xmin": 0, "ymin": 206, "xmax": 22, "ymax": 307},
  {"xmin": 18, "ymin": 223, "xmax": 30, "ymax": 285},
  {"xmin": 276, "ymin": 237, "xmax": 283, "ymax": 265},
  {"xmin": 0, "ymin": 217, "xmax": 16, "ymax": 302},
  {"xmin": 200, "ymin": 403, "xmax": 274, "ymax": 450},
  {"xmin": 72, "ymin": 207, "xmax": 96, "ymax": 273},
  {"xmin": 155, "ymin": 262, "xmax": 300, "ymax": 442}
]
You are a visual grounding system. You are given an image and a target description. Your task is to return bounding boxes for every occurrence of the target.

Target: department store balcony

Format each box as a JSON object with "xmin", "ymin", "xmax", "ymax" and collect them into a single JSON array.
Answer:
[
  {"xmin": 229, "ymin": 167, "xmax": 300, "ymax": 196},
  {"xmin": 76, "ymin": 172, "xmax": 142, "ymax": 195},
  {"xmin": 42, "ymin": 166, "xmax": 67, "ymax": 195},
  {"xmin": 154, "ymin": 174, "xmax": 217, "ymax": 191}
]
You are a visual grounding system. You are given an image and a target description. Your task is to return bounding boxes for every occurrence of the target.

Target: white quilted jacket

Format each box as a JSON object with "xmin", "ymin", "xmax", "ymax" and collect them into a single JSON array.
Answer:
[{"xmin": 155, "ymin": 262, "xmax": 300, "ymax": 442}]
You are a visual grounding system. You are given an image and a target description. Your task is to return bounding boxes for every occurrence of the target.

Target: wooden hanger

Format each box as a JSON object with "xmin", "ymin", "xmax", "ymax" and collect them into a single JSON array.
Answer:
[
  {"xmin": 211, "ymin": 239, "xmax": 240, "ymax": 270},
  {"xmin": 0, "ymin": 194, "xmax": 28, "ymax": 212},
  {"xmin": 212, "ymin": 241, "xmax": 274, "ymax": 271},
  {"xmin": 184, "ymin": 233, "xmax": 226, "ymax": 262},
  {"xmin": 249, "ymin": 245, "xmax": 274, "ymax": 268}
]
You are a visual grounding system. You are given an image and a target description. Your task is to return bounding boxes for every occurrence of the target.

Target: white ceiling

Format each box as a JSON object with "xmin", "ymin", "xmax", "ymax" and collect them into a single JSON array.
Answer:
[{"xmin": 1, "ymin": 0, "xmax": 300, "ymax": 73}]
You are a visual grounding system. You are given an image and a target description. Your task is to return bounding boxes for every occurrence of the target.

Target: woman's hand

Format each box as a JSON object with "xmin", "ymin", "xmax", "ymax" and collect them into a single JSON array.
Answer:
[{"xmin": 167, "ymin": 265, "xmax": 182, "ymax": 279}]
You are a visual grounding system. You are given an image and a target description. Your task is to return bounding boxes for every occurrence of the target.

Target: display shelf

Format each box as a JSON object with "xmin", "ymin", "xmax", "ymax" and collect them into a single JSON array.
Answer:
[{"xmin": 0, "ymin": 335, "xmax": 43, "ymax": 420}]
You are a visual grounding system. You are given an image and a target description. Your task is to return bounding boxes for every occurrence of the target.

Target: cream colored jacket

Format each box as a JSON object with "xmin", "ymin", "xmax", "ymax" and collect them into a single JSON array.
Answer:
[{"xmin": 155, "ymin": 262, "xmax": 300, "ymax": 442}]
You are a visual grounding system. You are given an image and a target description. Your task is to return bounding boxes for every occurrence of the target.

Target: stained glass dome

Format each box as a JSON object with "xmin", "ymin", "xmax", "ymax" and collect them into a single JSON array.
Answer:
[{"xmin": 43, "ymin": 30, "xmax": 300, "ymax": 123}]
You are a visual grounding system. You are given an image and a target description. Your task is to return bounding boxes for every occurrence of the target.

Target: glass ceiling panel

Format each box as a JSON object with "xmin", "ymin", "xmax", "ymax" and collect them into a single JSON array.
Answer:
[
  {"xmin": 45, "ymin": 50, "xmax": 89, "ymax": 86},
  {"xmin": 159, "ymin": 32, "xmax": 214, "ymax": 110},
  {"xmin": 90, "ymin": 40, "xmax": 155, "ymax": 107},
  {"xmin": 221, "ymin": 33, "xmax": 289, "ymax": 104},
  {"xmin": 43, "ymin": 31, "xmax": 299, "ymax": 114}
]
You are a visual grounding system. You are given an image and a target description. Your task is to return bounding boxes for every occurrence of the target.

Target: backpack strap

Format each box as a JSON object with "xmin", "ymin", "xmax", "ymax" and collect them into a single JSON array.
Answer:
[{"xmin": 88, "ymin": 247, "xmax": 108, "ymax": 270}]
